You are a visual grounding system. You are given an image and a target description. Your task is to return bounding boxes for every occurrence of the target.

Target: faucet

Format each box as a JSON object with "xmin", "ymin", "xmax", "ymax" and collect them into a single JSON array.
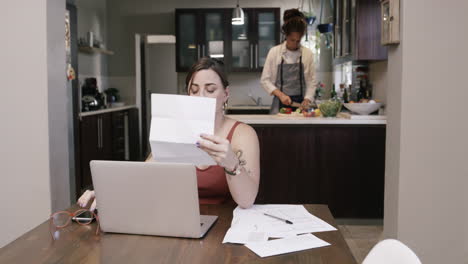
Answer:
[{"xmin": 248, "ymin": 94, "xmax": 262, "ymax": 106}]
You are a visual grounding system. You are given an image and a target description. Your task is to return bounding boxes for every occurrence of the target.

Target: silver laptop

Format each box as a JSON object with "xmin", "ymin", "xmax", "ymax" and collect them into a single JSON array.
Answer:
[{"xmin": 90, "ymin": 160, "xmax": 218, "ymax": 238}]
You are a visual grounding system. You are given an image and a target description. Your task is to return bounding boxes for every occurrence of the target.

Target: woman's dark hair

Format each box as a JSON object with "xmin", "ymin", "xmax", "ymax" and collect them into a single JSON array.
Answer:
[
  {"xmin": 281, "ymin": 8, "xmax": 307, "ymax": 36},
  {"xmin": 185, "ymin": 57, "xmax": 229, "ymax": 93}
]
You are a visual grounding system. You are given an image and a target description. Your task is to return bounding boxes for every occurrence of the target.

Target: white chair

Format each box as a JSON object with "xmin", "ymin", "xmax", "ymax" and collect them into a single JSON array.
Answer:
[{"xmin": 362, "ymin": 239, "xmax": 422, "ymax": 264}]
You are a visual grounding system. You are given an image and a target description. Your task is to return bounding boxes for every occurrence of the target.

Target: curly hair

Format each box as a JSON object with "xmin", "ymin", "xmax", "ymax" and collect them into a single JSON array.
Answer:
[{"xmin": 281, "ymin": 8, "xmax": 307, "ymax": 36}]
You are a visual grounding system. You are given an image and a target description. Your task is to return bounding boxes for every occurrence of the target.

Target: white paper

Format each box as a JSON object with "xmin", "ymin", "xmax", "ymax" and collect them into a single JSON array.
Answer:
[
  {"xmin": 149, "ymin": 94, "xmax": 216, "ymax": 165},
  {"xmin": 222, "ymin": 227, "xmax": 268, "ymax": 244},
  {"xmin": 251, "ymin": 205, "xmax": 337, "ymax": 238},
  {"xmin": 245, "ymin": 234, "xmax": 330, "ymax": 258},
  {"xmin": 222, "ymin": 204, "xmax": 337, "ymax": 244}
]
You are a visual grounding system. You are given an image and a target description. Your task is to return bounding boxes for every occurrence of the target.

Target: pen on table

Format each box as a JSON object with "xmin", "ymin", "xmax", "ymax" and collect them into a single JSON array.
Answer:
[{"xmin": 263, "ymin": 213, "xmax": 294, "ymax": 224}]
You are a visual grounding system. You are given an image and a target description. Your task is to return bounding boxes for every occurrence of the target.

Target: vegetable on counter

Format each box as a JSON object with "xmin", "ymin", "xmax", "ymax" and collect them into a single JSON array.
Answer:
[
  {"xmin": 279, "ymin": 107, "xmax": 292, "ymax": 114},
  {"xmin": 318, "ymin": 100, "xmax": 342, "ymax": 117}
]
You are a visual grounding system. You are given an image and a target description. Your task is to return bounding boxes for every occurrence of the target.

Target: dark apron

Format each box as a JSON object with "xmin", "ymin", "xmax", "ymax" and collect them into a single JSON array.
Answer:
[{"xmin": 270, "ymin": 56, "xmax": 305, "ymax": 114}]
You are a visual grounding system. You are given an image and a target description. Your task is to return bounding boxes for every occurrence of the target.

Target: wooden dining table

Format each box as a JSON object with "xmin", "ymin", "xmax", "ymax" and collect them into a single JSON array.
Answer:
[{"xmin": 0, "ymin": 204, "xmax": 356, "ymax": 264}]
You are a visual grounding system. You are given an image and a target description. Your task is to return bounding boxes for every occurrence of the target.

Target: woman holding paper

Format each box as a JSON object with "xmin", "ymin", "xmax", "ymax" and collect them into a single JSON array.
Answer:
[
  {"xmin": 186, "ymin": 58, "xmax": 260, "ymax": 209},
  {"xmin": 77, "ymin": 58, "xmax": 260, "ymax": 210}
]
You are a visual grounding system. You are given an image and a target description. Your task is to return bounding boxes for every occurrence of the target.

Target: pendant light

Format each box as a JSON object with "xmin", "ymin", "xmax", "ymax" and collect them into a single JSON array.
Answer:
[{"xmin": 231, "ymin": 0, "xmax": 244, "ymax": 25}]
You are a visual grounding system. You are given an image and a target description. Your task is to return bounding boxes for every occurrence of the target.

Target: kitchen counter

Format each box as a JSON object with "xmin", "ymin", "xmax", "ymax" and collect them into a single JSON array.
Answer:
[
  {"xmin": 79, "ymin": 105, "xmax": 137, "ymax": 117},
  {"xmin": 226, "ymin": 114, "xmax": 387, "ymax": 125},
  {"xmin": 227, "ymin": 105, "xmax": 271, "ymax": 110}
]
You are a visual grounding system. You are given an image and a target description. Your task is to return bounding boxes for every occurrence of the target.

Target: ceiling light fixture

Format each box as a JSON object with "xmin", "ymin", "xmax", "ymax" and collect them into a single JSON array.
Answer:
[{"xmin": 231, "ymin": 0, "xmax": 244, "ymax": 25}]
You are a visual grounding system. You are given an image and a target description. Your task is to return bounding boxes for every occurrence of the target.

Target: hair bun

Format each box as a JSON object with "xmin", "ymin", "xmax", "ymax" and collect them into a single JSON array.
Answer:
[{"xmin": 283, "ymin": 8, "xmax": 305, "ymax": 22}]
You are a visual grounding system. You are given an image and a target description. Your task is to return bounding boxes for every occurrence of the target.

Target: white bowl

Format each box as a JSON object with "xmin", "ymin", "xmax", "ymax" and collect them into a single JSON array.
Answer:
[{"xmin": 343, "ymin": 102, "xmax": 382, "ymax": 115}]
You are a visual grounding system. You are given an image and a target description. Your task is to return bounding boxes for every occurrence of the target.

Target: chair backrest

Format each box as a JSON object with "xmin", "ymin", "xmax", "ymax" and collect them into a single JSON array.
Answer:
[{"xmin": 362, "ymin": 239, "xmax": 422, "ymax": 264}]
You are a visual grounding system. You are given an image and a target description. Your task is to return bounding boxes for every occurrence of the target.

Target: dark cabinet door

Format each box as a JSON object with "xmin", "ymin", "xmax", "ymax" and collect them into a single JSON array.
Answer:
[
  {"xmin": 176, "ymin": 8, "xmax": 280, "ymax": 72},
  {"xmin": 111, "ymin": 111, "xmax": 126, "ymax": 160},
  {"xmin": 230, "ymin": 8, "xmax": 280, "ymax": 72},
  {"xmin": 100, "ymin": 112, "xmax": 113, "ymax": 160},
  {"xmin": 175, "ymin": 10, "xmax": 200, "ymax": 72},
  {"xmin": 334, "ymin": 0, "xmax": 342, "ymax": 58},
  {"xmin": 254, "ymin": 126, "xmax": 321, "ymax": 204},
  {"xmin": 230, "ymin": 9, "xmax": 254, "ymax": 71},
  {"xmin": 354, "ymin": 0, "xmax": 387, "ymax": 60},
  {"xmin": 176, "ymin": 9, "xmax": 228, "ymax": 72},
  {"xmin": 79, "ymin": 114, "xmax": 102, "ymax": 192},
  {"xmin": 78, "ymin": 109, "xmax": 140, "ymax": 195},
  {"xmin": 127, "ymin": 108, "xmax": 141, "ymax": 161},
  {"xmin": 316, "ymin": 126, "xmax": 360, "ymax": 217},
  {"xmin": 253, "ymin": 125, "xmax": 385, "ymax": 218},
  {"xmin": 334, "ymin": 0, "xmax": 387, "ymax": 63},
  {"xmin": 202, "ymin": 9, "xmax": 229, "ymax": 65},
  {"xmin": 255, "ymin": 9, "xmax": 280, "ymax": 71},
  {"xmin": 341, "ymin": 0, "xmax": 352, "ymax": 57}
]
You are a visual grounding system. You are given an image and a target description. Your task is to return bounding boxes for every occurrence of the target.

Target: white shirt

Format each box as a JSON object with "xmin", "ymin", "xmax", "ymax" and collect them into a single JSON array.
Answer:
[
  {"xmin": 283, "ymin": 48, "xmax": 302, "ymax": 64},
  {"xmin": 261, "ymin": 42, "xmax": 317, "ymax": 101}
]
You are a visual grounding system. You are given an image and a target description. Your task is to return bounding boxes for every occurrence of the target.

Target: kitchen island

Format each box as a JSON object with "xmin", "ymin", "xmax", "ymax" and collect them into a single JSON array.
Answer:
[
  {"xmin": 227, "ymin": 114, "xmax": 386, "ymax": 218},
  {"xmin": 227, "ymin": 114, "xmax": 386, "ymax": 125}
]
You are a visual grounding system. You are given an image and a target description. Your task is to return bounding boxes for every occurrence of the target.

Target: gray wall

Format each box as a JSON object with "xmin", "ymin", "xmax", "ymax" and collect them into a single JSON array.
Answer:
[
  {"xmin": 383, "ymin": 39, "xmax": 403, "ymax": 239},
  {"xmin": 105, "ymin": 0, "xmax": 334, "ymax": 105},
  {"xmin": 0, "ymin": 0, "xmax": 74, "ymax": 247},
  {"xmin": 48, "ymin": 0, "xmax": 73, "ymax": 212},
  {"xmin": 77, "ymin": 0, "xmax": 109, "ymax": 91},
  {"xmin": 368, "ymin": 61, "xmax": 388, "ymax": 105},
  {"xmin": 383, "ymin": 0, "xmax": 468, "ymax": 263},
  {"xmin": 0, "ymin": 0, "xmax": 52, "ymax": 247}
]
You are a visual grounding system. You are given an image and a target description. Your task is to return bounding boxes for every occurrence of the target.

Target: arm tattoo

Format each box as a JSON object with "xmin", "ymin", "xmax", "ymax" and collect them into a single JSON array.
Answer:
[
  {"xmin": 236, "ymin": 150, "xmax": 247, "ymax": 166},
  {"xmin": 235, "ymin": 149, "xmax": 252, "ymax": 175}
]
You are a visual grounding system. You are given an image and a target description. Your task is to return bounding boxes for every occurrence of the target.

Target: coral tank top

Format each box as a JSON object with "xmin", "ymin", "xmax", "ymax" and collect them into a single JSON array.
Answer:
[{"xmin": 197, "ymin": 121, "xmax": 241, "ymax": 204}]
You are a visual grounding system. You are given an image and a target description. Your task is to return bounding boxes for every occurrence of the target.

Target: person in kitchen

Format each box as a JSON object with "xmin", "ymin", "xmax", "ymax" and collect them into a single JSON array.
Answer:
[
  {"xmin": 77, "ymin": 57, "xmax": 260, "ymax": 210},
  {"xmin": 261, "ymin": 8, "xmax": 317, "ymax": 114}
]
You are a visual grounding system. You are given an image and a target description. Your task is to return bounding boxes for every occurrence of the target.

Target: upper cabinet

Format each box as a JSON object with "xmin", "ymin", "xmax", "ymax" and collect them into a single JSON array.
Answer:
[
  {"xmin": 380, "ymin": 0, "xmax": 400, "ymax": 45},
  {"xmin": 176, "ymin": 8, "xmax": 280, "ymax": 72},
  {"xmin": 230, "ymin": 8, "xmax": 280, "ymax": 72},
  {"xmin": 175, "ymin": 9, "xmax": 229, "ymax": 71},
  {"xmin": 334, "ymin": 0, "xmax": 387, "ymax": 64}
]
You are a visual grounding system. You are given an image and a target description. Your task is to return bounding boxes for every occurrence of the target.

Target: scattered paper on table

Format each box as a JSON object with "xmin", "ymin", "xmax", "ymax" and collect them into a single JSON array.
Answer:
[
  {"xmin": 222, "ymin": 227, "xmax": 268, "ymax": 244},
  {"xmin": 253, "ymin": 204, "xmax": 337, "ymax": 238},
  {"xmin": 222, "ymin": 204, "xmax": 337, "ymax": 244},
  {"xmin": 245, "ymin": 234, "xmax": 330, "ymax": 258},
  {"xmin": 223, "ymin": 204, "xmax": 337, "ymax": 245},
  {"xmin": 149, "ymin": 94, "xmax": 216, "ymax": 165}
]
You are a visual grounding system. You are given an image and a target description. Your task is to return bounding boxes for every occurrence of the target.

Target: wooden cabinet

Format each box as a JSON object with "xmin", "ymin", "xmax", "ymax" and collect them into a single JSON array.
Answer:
[
  {"xmin": 254, "ymin": 126, "xmax": 322, "ymax": 204},
  {"xmin": 334, "ymin": 0, "xmax": 387, "ymax": 64},
  {"xmin": 175, "ymin": 8, "xmax": 280, "ymax": 72},
  {"xmin": 80, "ymin": 113, "xmax": 110, "ymax": 190},
  {"xmin": 78, "ymin": 108, "xmax": 140, "ymax": 195},
  {"xmin": 380, "ymin": 0, "xmax": 400, "ymax": 45},
  {"xmin": 253, "ymin": 125, "xmax": 385, "ymax": 218}
]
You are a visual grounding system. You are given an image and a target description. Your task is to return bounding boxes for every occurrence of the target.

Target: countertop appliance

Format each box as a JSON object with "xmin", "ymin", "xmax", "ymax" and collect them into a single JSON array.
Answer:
[{"xmin": 81, "ymin": 77, "xmax": 105, "ymax": 111}]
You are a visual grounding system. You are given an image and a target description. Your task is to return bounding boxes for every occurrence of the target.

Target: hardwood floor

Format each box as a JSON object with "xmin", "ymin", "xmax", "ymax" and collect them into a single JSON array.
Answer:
[{"xmin": 337, "ymin": 224, "xmax": 384, "ymax": 263}]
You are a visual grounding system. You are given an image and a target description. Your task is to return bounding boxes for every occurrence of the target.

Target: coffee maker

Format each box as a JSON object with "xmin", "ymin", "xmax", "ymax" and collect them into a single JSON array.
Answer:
[{"xmin": 81, "ymin": 78, "xmax": 105, "ymax": 111}]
